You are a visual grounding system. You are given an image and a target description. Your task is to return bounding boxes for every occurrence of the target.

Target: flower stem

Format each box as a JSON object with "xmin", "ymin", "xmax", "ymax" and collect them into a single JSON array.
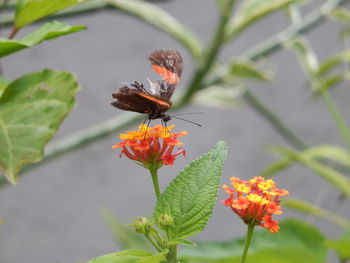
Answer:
[
  {"xmin": 145, "ymin": 234, "xmax": 162, "ymax": 252},
  {"xmin": 149, "ymin": 167, "xmax": 161, "ymax": 199},
  {"xmin": 166, "ymin": 245, "xmax": 178, "ymax": 263},
  {"xmin": 0, "ymin": 0, "xmax": 347, "ymax": 187},
  {"xmin": 240, "ymin": 224, "xmax": 255, "ymax": 263}
]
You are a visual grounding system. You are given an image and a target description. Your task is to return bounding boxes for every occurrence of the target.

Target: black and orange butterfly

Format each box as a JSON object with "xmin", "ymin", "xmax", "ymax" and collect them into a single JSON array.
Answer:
[{"xmin": 111, "ymin": 50, "xmax": 183, "ymax": 125}]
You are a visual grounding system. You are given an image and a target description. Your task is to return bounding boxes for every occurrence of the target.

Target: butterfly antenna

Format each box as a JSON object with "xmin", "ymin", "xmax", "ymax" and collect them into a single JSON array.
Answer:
[
  {"xmin": 171, "ymin": 116, "xmax": 202, "ymax": 127},
  {"xmin": 169, "ymin": 112, "xmax": 204, "ymax": 117}
]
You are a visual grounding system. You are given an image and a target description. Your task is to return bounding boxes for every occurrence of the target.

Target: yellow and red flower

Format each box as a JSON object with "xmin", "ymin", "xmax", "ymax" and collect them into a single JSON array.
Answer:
[
  {"xmin": 222, "ymin": 176, "xmax": 288, "ymax": 233},
  {"xmin": 112, "ymin": 124, "xmax": 187, "ymax": 169}
]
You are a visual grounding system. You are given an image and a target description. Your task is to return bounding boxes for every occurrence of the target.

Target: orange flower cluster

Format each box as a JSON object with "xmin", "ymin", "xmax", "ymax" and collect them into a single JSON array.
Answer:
[
  {"xmin": 112, "ymin": 124, "xmax": 187, "ymax": 168},
  {"xmin": 222, "ymin": 176, "xmax": 289, "ymax": 233}
]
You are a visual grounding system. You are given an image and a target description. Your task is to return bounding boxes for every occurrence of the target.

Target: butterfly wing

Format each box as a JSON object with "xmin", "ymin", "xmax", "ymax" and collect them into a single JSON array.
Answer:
[
  {"xmin": 111, "ymin": 84, "xmax": 171, "ymax": 116},
  {"xmin": 148, "ymin": 50, "xmax": 183, "ymax": 99}
]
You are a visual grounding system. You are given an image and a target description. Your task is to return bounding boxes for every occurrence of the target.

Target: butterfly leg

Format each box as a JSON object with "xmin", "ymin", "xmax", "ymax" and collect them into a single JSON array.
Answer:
[
  {"xmin": 161, "ymin": 118, "xmax": 172, "ymax": 136},
  {"xmin": 143, "ymin": 118, "xmax": 152, "ymax": 139}
]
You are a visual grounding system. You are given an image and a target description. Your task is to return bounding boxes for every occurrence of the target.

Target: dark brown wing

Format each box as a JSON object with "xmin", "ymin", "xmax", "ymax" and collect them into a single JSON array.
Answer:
[
  {"xmin": 111, "ymin": 84, "xmax": 171, "ymax": 117},
  {"xmin": 148, "ymin": 50, "xmax": 183, "ymax": 79},
  {"xmin": 148, "ymin": 50, "xmax": 183, "ymax": 99}
]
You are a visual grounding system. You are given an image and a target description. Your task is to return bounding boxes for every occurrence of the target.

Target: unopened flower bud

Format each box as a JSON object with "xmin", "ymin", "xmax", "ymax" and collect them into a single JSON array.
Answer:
[
  {"xmin": 132, "ymin": 217, "xmax": 152, "ymax": 234},
  {"xmin": 157, "ymin": 214, "xmax": 174, "ymax": 229}
]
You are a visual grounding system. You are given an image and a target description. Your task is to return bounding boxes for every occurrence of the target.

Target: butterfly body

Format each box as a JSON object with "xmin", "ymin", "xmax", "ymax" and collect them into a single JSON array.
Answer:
[{"xmin": 111, "ymin": 50, "xmax": 183, "ymax": 123}]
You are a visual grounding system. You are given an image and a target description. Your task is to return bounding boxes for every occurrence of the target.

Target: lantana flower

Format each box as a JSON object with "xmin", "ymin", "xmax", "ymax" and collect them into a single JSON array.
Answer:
[
  {"xmin": 222, "ymin": 176, "xmax": 289, "ymax": 233},
  {"xmin": 112, "ymin": 124, "xmax": 187, "ymax": 169}
]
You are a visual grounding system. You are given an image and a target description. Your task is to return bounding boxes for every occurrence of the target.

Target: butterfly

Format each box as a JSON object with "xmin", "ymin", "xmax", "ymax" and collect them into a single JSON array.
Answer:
[{"xmin": 111, "ymin": 50, "xmax": 183, "ymax": 125}]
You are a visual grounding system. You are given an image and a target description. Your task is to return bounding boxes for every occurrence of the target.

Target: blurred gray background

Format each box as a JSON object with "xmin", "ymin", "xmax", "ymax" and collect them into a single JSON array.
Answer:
[{"xmin": 1, "ymin": 0, "xmax": 350, "ymax": 262}]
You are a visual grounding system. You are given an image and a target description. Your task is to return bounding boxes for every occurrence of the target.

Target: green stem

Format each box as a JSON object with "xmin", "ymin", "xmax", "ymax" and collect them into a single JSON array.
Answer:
[
  {"xmin": 0, "ymin": 0, "xmax": 346, "ymax": 187},
  {"xmin": 206, "ymin": 0, "xmax": 350, "ymax": 84},
  {"xmin": 177, "ymin": 0, "xmax": 236, "ymax": 106},
  {"xmin": 205, "ymin": 0, "xmax": 349, "ymax": 151},
  {"xmin": 240, "ymin": 224, "xmax": 255, "ymax": 263},
  {"xmin": 320, "ymin": 88, "xmax": 350, "ymax": 149},
  {"xmin": 166, "ymin": 245, "xmax": 177, "ymax": 263},
  {"xmin": 145, "ymin": 234, "xmax": 162, "ymax": 252},
  {"xmin": 243, "ymin": 90, "xmax": 307, "ymax": 150},
  {"xmin": 149, "ymin": 166, "xmax": 160, "ymax": 199},
  {"xmin": 246, "ymin": 0, "xmax": 349, "ymax": 60}
]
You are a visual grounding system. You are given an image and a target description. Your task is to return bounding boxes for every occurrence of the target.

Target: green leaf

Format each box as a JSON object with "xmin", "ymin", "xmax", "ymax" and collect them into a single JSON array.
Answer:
[
  {"xmin": 319, "ymin": 50, "xmax": 350, "ymax": 75},
  {"xmin": 171, "ymin": 238, "xmax": 197, "ymax": 247},
  {"xmin": 303, "ymin": 145, "xmax": 350, "ymax": 167},
  {"xmin": 326, "ymin": 231, "xmax": 350, "ymax": 260},
  {"xmin": 283, "ymin": 197, "xmax": 350, "ymax": 229},
  {"xmin": 15, "ymin": 0, "xmax": 90, "ymax": 28},
  {"xmin": 107, "ymin": 0, "xmax": 203, "ymax": 62},
  {"xmin": 179, "ymin": 220, "xmax": 327, "ymax": 263},
  {"xmin": 216, "ymin": 0, "xmax": 227, "ymax": 14},
  {"xmin": 154, "ymin": 141, "xmax": 227, "ymax": 240},
  {"xmin": 0, "ymin": 21, "xmax": 86, "ymax": 58},
  {"xmin": 0, "ymin": 69, "xmax": 79, "ymax": 184},
  {"xmin": 288, "ymin": 37, "xmax": 350, "ymax": 92},
  {"xmin": 102, "ymin": 208, "xmax": 152, "ymax": 251},
  {"xmin": 194, "ymin": 85, "xmax": 245, "ymax": 109},
  {"xmin": 339, "ymin": 27, "xmax": 350, "ymax": 40},
  {"xmin": 16, "ymin": 0, "xmax": 26, "ymax": 15},
  {"xmin": 225, "ymin": 0, "xmax": 301, "ymax": 41},
  {"xmin": 87, "ymin": 249, "xmax": 168, "ymax": 263},
  {"xmin": 287, "ymin": 37, "xmax": 320, "ymax": 91},
  {"xmin": 230, "ymin": 60, "xmax": 273, "ymax": 81},
  {"xmin": 0, "ymin": 77, "xmax": 10, "ymax": 98},
  {"xmin": 260, "ymin": 157, "xmax": 292, "ymax": 178},
  {"xmin": 270, "ymin": 146, "xmax": 350, "ymax": 196},
  {"xmin": 320, "ymin": 73, "xmax": 349, "ymax": 91},
  {"xmin": 330, "ymin": 7, "xmax": 350, "ymax": 25}
]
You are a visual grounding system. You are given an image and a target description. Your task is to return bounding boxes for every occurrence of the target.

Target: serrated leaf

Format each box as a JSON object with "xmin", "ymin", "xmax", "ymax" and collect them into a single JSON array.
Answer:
[
  {"xmin": 225, "ymin": 0, "xmax": 301, "ymax": 41},
  {"xmin": 87, "ymin": 249, "xmax": 168, "ymax": 263},
  {"xmin": 15, "ymin": 0, "xmax": 89, "ymax": 28},
  {"xmin": 283, "ymin": 197, "xmax": 350, "ymax": 229},
  {"xmin": 0, "ymin": 21, "xmax": 86, "ymax": 58},
  {"xmin": 107, "ymin": 0, "xmax": 202, "ymax": 62},
  {"xmin": 270, "ymin": 146, "xmax": 350, "ymax": 196},
  {"xmin": 326, "ymin": 231, "xmax": 350, "ymax": 260},
  {"xmin": 102, "ymin": 208, "xmax": 152, "ymax": 251},
  {"xmin": 179, "ymin": 220, "xmax": 327, "ymax": 263},
  {"xmin": 230, "ymin": 60, "xmax": 273, "ymax": 80},
  {"xmin": 0, "ymin": 69, "xmax": 79, "ymax": 184},
  {"xmin": 154, "ymin": 141, "xmax": 227, "ymax": 240}
]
